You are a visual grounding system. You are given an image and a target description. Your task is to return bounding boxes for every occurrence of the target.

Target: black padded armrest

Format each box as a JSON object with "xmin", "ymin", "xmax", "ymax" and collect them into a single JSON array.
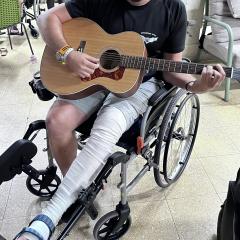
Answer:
[
  {"xmin": 148, "ymin": 85, "xmax": 177, "ymax": 107},
  {"xmin": 0, "ymin": 140, "xmax": 37, "ymax": 184}
]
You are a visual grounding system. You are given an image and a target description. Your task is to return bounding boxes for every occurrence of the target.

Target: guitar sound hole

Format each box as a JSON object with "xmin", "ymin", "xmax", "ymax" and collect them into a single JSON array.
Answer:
[{"xmin": 100, "ymin": 49, "xmax": 121, "ymax": 70}]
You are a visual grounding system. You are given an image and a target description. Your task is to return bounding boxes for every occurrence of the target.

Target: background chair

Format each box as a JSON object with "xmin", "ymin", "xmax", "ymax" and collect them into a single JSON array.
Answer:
[
  {"xmin": 199, "ymin": 0, "xmax": 240, "ymax": 101},
  {"xmin": 0, "ymin": 0, "xmax": 34, "ymax": 56}
]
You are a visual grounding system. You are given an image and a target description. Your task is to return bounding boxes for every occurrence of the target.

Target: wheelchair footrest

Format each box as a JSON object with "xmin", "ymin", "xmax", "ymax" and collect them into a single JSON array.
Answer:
[{"xmin": 0, "ymin": 139, "xmax": 37, "ymax": 184}]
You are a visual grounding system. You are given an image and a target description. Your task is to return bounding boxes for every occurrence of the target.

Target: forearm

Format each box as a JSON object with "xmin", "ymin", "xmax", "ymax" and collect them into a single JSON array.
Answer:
[
  {"xmin": 163, "ymin": 72, "xmax": 197, "ymax": 91},
  {"xmin": 37, "ymin": 6, "xmax": 71, "ymax": 51}
]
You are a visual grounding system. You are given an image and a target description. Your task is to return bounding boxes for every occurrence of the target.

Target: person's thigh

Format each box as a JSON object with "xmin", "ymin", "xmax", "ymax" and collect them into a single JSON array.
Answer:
[
  {"xmin": 47, "ymin": 91, "xmax": 107, "ymax": 130},
  {"xmin": 101, "ymin": 78, "xmax": 160, "ymax": 127}
]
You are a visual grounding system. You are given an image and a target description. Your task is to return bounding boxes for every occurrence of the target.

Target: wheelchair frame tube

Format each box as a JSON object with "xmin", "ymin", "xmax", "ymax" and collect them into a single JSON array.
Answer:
[
  {"xmin": 119, "ymin": 153, "xmax": 151, "ymax": 202},
  {"xmin": 120, "ymin": 162, "xmax": 128, "ymax": 205},
  {"xmin": 46, "ymin": 134, "xmax": 54, "ymax": 167},
  {"xmin": 126, "ymin": 164, "xmax": 150, "ymax": 194},
  {"xmin": 140, "ymin": 107, "xmax": 152, "ymax": 140}
]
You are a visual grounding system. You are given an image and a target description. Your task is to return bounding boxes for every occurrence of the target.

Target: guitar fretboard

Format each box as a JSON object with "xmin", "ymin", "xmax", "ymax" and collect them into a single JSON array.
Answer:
[{"xmin": 120, "ymin": 55, "xmax": 233, "ymax": 78}]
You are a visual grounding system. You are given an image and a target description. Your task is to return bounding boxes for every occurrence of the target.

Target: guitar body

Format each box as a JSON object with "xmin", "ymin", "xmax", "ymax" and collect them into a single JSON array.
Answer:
[{"xmin": 40, "ymin": 18, "xmax": 146, "ymax": 99}]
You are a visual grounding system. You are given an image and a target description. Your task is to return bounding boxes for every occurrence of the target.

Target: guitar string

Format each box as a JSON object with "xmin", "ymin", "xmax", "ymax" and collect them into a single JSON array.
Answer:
[
  {"xmin": 89, "ymin": 53, "xmax": 236, "ymax": 78},
  {"xmin": 98, "ymin": 54, "xmax": 234, "ymax": 74}
]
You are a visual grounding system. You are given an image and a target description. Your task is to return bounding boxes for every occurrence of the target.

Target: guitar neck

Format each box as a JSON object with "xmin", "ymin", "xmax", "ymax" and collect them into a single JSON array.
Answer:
[{"xmin": 120, "ymin": 55, "xmax": 233, "ymax": 78}]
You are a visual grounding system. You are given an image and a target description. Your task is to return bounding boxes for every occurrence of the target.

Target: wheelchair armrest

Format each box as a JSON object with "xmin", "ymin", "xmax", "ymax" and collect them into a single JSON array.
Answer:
[
  {"xmin": 148, "ymin": 85, "xmax": 177, "ymax": 107},
  {"xmin": 0, "ymin": 139, "xmax": 37, "ymax": 184},
  {"xmin": 23, "ymin": 120, "xmax": 46, "ymax": 140}
]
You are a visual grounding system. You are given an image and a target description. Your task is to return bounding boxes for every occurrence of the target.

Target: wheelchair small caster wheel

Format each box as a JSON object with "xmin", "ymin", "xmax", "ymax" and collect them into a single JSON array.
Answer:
[
  {"xmin": 26, "ymin": 168, "xmax": 61, "ymax": 197},
  {"xmin": 93, "ymin": 210, "xmax": 131, "ymax": 240}
]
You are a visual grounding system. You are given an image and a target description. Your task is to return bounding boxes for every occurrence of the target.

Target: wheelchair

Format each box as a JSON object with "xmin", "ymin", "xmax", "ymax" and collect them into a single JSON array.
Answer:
[
  {"xmin": 22, "ymin": 0, "xmax": 64, "ymax": 39},
  {"xmin": 0, "ymin": 71, "xmax": 200, "ymax": 239}
]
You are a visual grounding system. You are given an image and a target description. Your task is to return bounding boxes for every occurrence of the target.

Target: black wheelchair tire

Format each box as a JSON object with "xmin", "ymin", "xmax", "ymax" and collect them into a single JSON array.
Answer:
[
  {"xmin": 154, "ymin": 90, "xmax": 200, "ymax": 187},
  {"xmin": 93, "ymin": 211, "xmax": 131, "ymax": 240},
  {"xmin": 26, "ymin": 169, "xmax": 61, "ymax": 197}
]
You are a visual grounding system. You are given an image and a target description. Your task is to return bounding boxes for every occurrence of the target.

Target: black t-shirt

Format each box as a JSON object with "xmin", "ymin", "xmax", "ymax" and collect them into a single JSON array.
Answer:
[{"xmin": 65, "ymin": 0, "xmax": 187, "ymax": 79}]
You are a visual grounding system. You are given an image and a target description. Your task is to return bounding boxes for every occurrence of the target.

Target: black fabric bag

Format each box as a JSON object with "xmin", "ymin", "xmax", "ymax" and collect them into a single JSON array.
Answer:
[{"xmin": 217, "ymin": 168, "xmax": 240, "ymax": 240}]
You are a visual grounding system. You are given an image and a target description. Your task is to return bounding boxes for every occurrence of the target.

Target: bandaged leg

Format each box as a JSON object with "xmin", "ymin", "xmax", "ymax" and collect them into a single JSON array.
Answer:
[
  {"xmin": 23, "ymin": 106, "xmax": 132, "ymax": 239},
  {"xmin": 22, "ymin": 79, "xmax": 159, "ymax": 240}
]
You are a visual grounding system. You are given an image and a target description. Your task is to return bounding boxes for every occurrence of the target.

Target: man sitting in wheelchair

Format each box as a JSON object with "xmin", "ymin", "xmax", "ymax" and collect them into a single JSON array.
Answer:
[{"xmin": 12, "ymin": 0, "xmax": 226, "ymax": 239}]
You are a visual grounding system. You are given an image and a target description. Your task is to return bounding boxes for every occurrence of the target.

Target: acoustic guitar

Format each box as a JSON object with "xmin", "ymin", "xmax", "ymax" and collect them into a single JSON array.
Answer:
[{"xmin": 40, "ymin": 17, "xmax": 240, "ymax": 99}]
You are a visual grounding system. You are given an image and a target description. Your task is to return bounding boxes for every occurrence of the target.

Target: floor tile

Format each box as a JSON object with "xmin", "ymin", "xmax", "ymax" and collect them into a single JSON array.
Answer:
[
  {"xmin": 122, "ymin": 200, "xmax": 179, "ymax": 240},
  {"xmin": 4, "ymin": 176, "xmax": 44, "ymax": 219},
  {"xmin": 110, "ymin": 159, "xmax": 165, "ymax": 205},
  {"xmin": 0, "ymin": 216, "xmax": 33, "ymax": 240},
  {"xmin": 220, "ymin": 126, "xmax": 240, "ymax": 152},
  {"xmin": 52, "ymin": 205, "xmax": 114, "ymax": 240},
  {"xmin": 164, "ymin": 157, "xmax": 217, "ymax": 200},
  {"xmin": 194, "ymin": 124, "xmax": 239, "ymax": 157},
  {"xmin": 167, "ymin": 195, "xmax": 221, "ymax": 240},
  {"xmin": 199, "ymin": 154, "xmax": 240, "ymax": 194},
  {"xmin": 0, "ymin": 220, "xmax": 6, "ymax": 240},
  {"xmin": 0, "ymin": 181, "xmax": 12, "ymax": 221}
]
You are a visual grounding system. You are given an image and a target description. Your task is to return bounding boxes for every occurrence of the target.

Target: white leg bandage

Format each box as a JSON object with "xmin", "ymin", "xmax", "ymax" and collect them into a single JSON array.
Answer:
[
  {"xmin": 23, "ymin": 79, "xmax": 159, "ymax": 240},
  {"xmin": 25, "ymin": 106, "xmax": 129, "ymax": 239}
]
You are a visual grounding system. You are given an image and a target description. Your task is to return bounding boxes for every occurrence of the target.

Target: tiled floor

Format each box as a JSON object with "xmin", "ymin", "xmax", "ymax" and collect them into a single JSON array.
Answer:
[{"xmin": 1, "ymin": 26, "xmax": 240, "ymax": 240}]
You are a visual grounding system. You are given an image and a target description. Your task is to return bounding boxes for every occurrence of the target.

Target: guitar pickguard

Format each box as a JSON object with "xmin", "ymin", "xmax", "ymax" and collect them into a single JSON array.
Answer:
[{"xmin": 84, "ymin": 67, "xmax": 125, "ymax": 81}]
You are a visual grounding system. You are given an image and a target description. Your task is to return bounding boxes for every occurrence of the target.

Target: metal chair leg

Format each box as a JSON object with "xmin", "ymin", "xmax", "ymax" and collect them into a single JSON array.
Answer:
[
  {"xmin": 21, "ymin": 23, "xmax": 34, "ymax": 55},
  {"xmin": 6, "ymin": 27, "xmax": 13, "ymax": 50},
  {"xmin": 224, "ymin": 78, "xmax": 231, "ymax": 102}
]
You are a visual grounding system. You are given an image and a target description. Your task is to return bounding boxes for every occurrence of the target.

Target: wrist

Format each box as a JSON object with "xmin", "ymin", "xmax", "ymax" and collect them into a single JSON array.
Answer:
[
  {"xmin": 185, "ymin": 80, "xmax": 195, "ymax": 92},
  {"xmin": 62, "ymin": 47, "xmax": 74, "ymax": 64},
  {"xmin": 65, "ymin": 50, "xmax": 76, "ymax": 65},
  {"xmin": 56, "ymin": 45, "xmax": 74, "ymax": 64}
]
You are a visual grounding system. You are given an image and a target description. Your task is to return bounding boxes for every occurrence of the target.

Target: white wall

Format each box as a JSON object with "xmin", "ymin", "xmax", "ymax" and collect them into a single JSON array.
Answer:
[{"xmin": 183, "ymin": 0, "xmax": 205, "ymax": 60}]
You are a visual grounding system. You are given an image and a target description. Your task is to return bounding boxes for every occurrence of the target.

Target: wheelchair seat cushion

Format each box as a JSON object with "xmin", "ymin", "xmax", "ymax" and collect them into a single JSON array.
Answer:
[{"xmin": 0, "ymin": 139, "xmax": 37, "ymax": 184}]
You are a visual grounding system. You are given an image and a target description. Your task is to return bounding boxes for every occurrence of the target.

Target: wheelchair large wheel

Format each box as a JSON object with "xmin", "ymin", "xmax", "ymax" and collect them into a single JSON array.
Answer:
[
  {"xmin": 154, "ymin": 89, "xmax": 200, "ymax": 187},
  {"xmin": 93, "ymin": 211, "xmax": 131, "ymax": 240}
]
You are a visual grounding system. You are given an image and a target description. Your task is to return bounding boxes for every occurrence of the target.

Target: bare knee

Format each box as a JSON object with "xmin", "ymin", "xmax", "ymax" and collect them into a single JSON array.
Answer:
[{"xmin": 46, "ymin": 100, "xmax": 86, "ymax": 135}]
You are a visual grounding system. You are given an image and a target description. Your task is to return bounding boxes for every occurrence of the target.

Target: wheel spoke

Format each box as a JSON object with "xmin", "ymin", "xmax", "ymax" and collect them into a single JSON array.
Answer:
[
  {"xmin": 32, "ymin": 178, "xmax": 42, "ymax": 184},
  {"xmin": 38, "ymin": 186, "xmax": 43, "ymax": 193},
  {"xmin": 99, "ymin": 226, "xmax": 109, "ymax": 234},
  {"xmin": 46, "ymin": 187, "xmax": 52, "ymax": 193},
  {"xmin": 48, "ymin": 183, "xmax": 58, "ymax": 187},
  {"xmin": 32, "ymin": 183, "xmax": 40, "ymax": 187}
]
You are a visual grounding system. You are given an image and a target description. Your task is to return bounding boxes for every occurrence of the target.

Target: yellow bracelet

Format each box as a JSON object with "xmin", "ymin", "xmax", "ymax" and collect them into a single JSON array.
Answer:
[{"xmin": 58, "ymin": 45, "xmax": 71, "ymax": 55}]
